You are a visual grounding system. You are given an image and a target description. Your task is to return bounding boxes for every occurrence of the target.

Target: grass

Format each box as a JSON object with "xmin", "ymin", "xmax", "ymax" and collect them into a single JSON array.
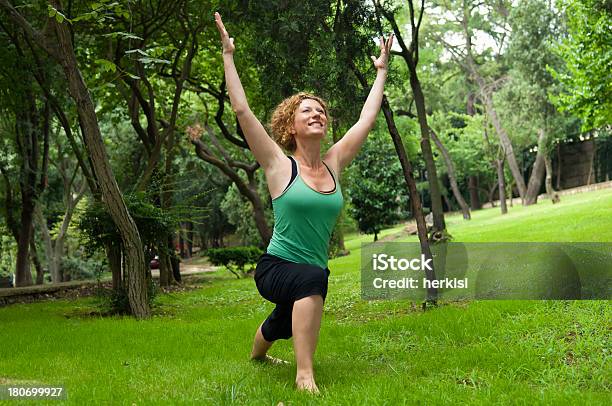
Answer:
[{"xmin": 0, "ymin": 189, "xmax": 611, "ymax": 405}]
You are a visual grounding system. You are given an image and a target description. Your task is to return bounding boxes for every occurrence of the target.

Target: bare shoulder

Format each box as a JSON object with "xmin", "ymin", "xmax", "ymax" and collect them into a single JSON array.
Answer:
[{"xmin": 264, "ymin": 155, "xmax": 293, "ymax": 199}]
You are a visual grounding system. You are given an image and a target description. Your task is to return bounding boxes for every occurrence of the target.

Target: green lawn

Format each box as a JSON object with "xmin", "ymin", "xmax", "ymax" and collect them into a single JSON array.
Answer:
[{"xmin": 1, "ymin": 189, "xmax": 611, "ymax": 405}]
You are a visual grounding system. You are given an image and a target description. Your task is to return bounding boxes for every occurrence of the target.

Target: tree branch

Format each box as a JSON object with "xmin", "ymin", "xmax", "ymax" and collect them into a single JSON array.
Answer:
[
  {"xmin": 213, "ymin": 80, "xmax": 249, "ymax": 149},
  {"xmin": 0, "ymin": 0, "xmax": 55, "ymax": 58}
]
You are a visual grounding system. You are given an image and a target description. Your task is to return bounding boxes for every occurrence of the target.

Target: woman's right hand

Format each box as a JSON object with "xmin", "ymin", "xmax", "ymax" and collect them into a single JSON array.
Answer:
[{"xmin": 214, "ymin": 12, "xmax": 235, "ymax": 55}]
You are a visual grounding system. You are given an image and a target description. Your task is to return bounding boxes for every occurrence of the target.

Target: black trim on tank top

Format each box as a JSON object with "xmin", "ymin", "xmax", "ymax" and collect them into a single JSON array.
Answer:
[
  {"xmin": 283, "ymin": 156, "xmax": 336, "ymax": 194},
  {"xmin": 283, "ymin": 156, "xmax": 298, "ymax": 193},
  {"xmin": 319, "ymin": 161, "xmax": 336, "ymax": 193}
]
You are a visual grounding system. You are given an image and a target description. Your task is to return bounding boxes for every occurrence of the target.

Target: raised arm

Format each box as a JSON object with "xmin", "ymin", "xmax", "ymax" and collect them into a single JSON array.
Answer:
[
  {"xmin": 324, "ymin": 35, "xmax": 394, "ymax": 173},
  {"xmin": 214, "ymin": 13, "xmax": 285, "ymax": 170}
]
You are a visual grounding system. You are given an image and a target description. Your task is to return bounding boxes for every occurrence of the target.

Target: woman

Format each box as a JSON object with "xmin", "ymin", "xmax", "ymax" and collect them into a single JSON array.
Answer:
[{"xmin": 214, "ymin": 12, "xmax": 393, "ymax": 393}]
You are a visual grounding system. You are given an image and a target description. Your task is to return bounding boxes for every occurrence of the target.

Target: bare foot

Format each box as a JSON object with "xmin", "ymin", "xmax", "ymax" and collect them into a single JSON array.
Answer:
[
  {"xmin": 295, "ymin": 376, "xmax": 320, "ymax": 394},
  {"xmin": 251, "ymin": 355, "xmax": 289, "ymax": 365}
]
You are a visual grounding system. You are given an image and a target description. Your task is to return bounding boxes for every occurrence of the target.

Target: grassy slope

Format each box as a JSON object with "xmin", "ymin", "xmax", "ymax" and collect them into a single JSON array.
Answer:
[{"xmin": 0, "ymin": 190, "xmax": 610, "ymax": 405}]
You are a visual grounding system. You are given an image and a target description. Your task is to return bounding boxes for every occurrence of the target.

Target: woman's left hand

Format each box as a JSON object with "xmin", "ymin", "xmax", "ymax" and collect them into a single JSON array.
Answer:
[{"xmin": 370, "ymin": 34, "xmax": 394, "ymax": 71}]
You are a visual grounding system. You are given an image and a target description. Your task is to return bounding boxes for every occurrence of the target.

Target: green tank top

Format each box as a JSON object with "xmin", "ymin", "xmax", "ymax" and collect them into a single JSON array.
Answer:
[{"xmin": 266, "ymin": 158, "xmax": 344, "ymax": 269}]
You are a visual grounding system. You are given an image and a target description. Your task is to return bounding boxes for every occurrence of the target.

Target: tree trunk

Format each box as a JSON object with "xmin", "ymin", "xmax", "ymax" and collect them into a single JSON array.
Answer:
[
  {"xmin": 480, "ymin": 91, "xmax": 527, "ymax": 200},
  {"xmin": 179, "ymin": 229, "xmax": 186, "ymax": 259},
  {"xmin": 36, "ymin": 206, "xmax": 59, "ymax": 283},
  {"xmin": 50, "ymin": 3, "xmax": 149, "ymax": 318},
  {"xmin": 30, "ymin": 234, "xmax": 44, "ymax": 285},
  {"xmin": 586, "ymin": 138, "xmax": 596, "ymax": 185},
  {"xmin": 191, "ymin": 139, "xmax": 272, "ymax": 246},
  {"xmin": 13, "ymin": 99, "xmax": 40, "ymax": 288},
  {"xmin": 544, "ymin": 155, "xmax": 560, "ymax": 204},
  {"xmin": 106, "ymin": 243, "xmax": 122, "ymax": 291},
  {"xmin": 171, "ymin": 251, "xmax": 181, "ymax": 283},
  {"xmin": 159, "ymin": 174, "xmax": 177, "ymax": 287},
  {"xmin": 186, "ymin": 221, "xmax": 193, "ymax": 258},
  {"xmin": 524, "ymin": 129, "xmax": 547, "ymax": 206},
  {"xmin": 430, "ymin": 130, "xmax": 470, "ymax": 219},
  {"xmin": 463, "ymin": 17, "xmax": 526, "ymax": 202},
  {"xmin": 556, "ymin": 143, "xmax": 562, "ymax": 190},
  {"xmin": 496, "ymin": 159, "xmax": 508, "ymax": 215},
  {"xmin": 488, "ymin": 183, "xmax": 496, "ymax": 207},
  {"xmin": 442, "ymin": 192, "xmax": 453, "ymax": 212},
  {"xmin": 158, "ymin": 248, "xmax": 172, "ymax": 287},
  {"xmin": 158, "ymin": 236, "xmax": 178, "ymax": 287},
  {"xmin": 15, "ymin": 199, "xmax": 34, "ymax": 287},
  {"xmin": 468, "ymin": 175, "xmax": 481, "ymax": 210},
  {"xmin": 544, "ymin": 156, "xmax": 553, "ymax": 196},
  {"xmin": 406, "ymin": 63, "xmax": 446, "ymax": 235},
  {"xmin": 35, "ymin": 176, "xmax": 83, "ymax": 284},
  {"xmin": 381, "ymin": 97, "xmax": 437, "ymax": 302},
  {"xmin": 379, "ymin": 1, "xmax": 446, "ymax": 237}
]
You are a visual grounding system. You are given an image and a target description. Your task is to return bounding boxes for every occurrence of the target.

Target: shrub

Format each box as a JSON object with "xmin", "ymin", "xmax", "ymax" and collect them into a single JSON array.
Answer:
[
  {"xmin": 0, "ymin": 230, "xmax": 16, "ymax": 279},
  {"xmin": 206, "ymin": 246, "xmax": 263, "ymax": 278},
  {"xmin": 58, "ymin": 256, "xmax": 106, "ymax": 282}
]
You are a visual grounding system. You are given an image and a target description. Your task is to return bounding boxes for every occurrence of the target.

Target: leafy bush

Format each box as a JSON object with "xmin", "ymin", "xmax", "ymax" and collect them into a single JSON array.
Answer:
[
  {"xmin": 206, "ymin": 246, "xmax": 263, "ymax": 278},
  {"xmin": 220, "ymin": 173, "xmax": 272, "ymax": 247},
  {"xmin": 346, "ymin": 134, "xmax": 408, "ymax": 241},
  {"xmin": 78, "ymin": 192, "xmax": 175, "ymax": 256},
  {"xmin": 0, "ymin": 229, "xmax": 15, "ymax": 278},
  {"xmin": 58, "ymin": 256, "xmax": 106, "ymax": 282},
  {"xmin": 78, "ymin": 192, "xmax": 176, "ymax": 314}
]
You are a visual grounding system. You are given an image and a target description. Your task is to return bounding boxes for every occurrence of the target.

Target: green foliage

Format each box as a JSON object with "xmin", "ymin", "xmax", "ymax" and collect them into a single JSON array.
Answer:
[
  {"xmin": 78, "ymin": 193, "xmax": 175, "ymax": 256},
  {"xmin": 220, "ymin": 172, "xmax": 272, "ymax": 247},
  {"xmin": 234, "ymin": 0, "xmax": 379, "ymax": 130},
  {"xmin": 346, "ymin": 131, "xmax": 407, "ymax": 240},
  {"xmin": 205, "ymin": 246, "xmax": 263, "ymax": 279},
  {"xmin": 498, "ymin": 0, "xmax": 578, "ymax": 153},
  {"xmin": 59, "ymin": 256, "xmax": 105, "ymax": 282},
  {"xmin": 549, "ymin": 0, "xmax": 612, "ymax": 130},
  {"xmin": 173, "ymin": 161, "xmax": 234, "ymax": 249},
  {"xmin": 430, "ymin": 111, "xmax": 492, "ymax": 179},
  {"xmin": 0, "ymin": 225, "xmax": 15, "ymax": 278}
]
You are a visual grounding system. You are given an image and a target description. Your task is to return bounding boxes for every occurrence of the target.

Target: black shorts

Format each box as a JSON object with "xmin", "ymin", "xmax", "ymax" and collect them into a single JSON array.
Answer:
[{"xmin": 254, "ymin": 253, "xmax": 330, "ymax": 342}]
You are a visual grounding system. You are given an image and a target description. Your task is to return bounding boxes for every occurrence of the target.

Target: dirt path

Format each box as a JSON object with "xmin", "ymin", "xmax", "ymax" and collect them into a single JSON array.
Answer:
[{"xmin": 150, "ymin": 263, "xmax": 215, "ymax": 277}]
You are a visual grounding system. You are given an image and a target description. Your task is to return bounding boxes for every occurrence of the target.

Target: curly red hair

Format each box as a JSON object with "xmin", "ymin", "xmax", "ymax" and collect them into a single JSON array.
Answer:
[{"xmin": 269, "ymin": 92, "xmax": 330, "ymax": 152}]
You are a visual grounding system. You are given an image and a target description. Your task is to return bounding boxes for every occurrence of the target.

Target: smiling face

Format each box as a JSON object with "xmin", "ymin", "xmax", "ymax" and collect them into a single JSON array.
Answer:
[
  {"xmin": 292, "ymin": 98, "xmax": 328, "ymax": 140},
  {"xmin": 270, "ymin": 92, "xmax": 330, "ymax": 152}
]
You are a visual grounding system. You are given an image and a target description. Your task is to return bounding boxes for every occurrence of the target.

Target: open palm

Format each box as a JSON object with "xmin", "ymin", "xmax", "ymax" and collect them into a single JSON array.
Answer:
[
  {"xmin": 371, "ymin": 34, "xmax": 394, "ymax": 70},
  {"xmin": 214, "ymin": 12, "xmax": 235, "ymax": 54}
]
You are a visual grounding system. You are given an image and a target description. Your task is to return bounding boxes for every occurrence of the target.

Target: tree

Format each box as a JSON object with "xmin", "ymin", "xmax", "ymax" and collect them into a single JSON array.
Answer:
[
  {"xmin": 34, "ymin": 130, "xmax": 87, "ymax": 283},
  {"xmin": 376, "ymin": 0, "xmax": 448, "ymax": 237},
  {"xmin": 0, "ymin": 0, "xmax": 150, "ymax": 318},
  {"xmin": 346, "ymin": 131, "xmax": 406, "ymax": 241},
  {"xmin": 0, "ymin": 18, "xmax": 50, "ymax": 286},
  {"xmin": 188, "ymin": 122, "xmax": 272, "ymax": 246},
  {"xmin": 220, "ymin": 173, "xmax": 272, "ymax": 247},
  {"xmin": 327, "ymin": 0, "xmax": 437, "ymax": 301},
  {"xmin": 430, "ymin": 0, "xmax": 530, "ymax": 202},
  {"xmin": 550, "ymin": 0, "xmax": 612, "ymax": 131},
  {"xmin": 501, "ymin": 0, "xmax": 579, "ymax": 204},
  {"xmin": 397, "ymin": 107, "xmax": 472, "ymax": 219}
]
